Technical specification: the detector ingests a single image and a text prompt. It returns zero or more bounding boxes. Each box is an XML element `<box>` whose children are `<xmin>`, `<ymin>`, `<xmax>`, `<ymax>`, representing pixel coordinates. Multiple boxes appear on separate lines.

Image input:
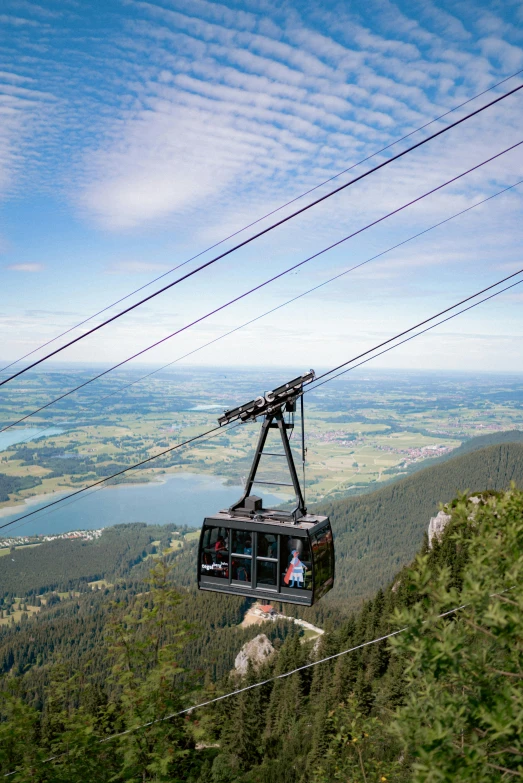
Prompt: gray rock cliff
<box><xmin>428</xmin><ymin>509</ymin><xmax>452</xmax><ymax>548</ymax></box>
<box><xmin>234</xmin><ymin>633</ymin><xmax>275</xmax><ymax>675</ymax></box>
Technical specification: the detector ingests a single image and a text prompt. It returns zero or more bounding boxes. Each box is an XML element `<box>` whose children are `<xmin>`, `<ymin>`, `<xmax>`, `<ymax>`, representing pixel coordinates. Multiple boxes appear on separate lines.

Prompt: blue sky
<box><xmin>0</xmin><ymin>0</ymin><xmax>522</xmax><ymax>373</ymax></box>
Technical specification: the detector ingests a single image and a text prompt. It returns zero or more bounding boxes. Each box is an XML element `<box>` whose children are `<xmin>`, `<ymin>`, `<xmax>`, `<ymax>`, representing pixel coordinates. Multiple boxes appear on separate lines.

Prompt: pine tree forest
<box><xmin>1</xmin><ymin>485</ymin><xmax>522</xmax><ymax>781</ymax></box>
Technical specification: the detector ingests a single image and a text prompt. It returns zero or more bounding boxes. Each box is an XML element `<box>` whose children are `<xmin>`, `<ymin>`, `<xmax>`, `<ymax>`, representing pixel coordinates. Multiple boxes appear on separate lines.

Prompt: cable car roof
<box><xmin>205</xmin><ymin>509</ymin><xmax>330</xmax><ymax>533</ymax></box>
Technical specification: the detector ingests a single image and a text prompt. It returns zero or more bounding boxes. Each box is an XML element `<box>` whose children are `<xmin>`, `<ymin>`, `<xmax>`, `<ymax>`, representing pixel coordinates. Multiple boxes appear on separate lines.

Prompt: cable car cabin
<box><xmin>197</xmin><ymin>371</ymin><xmax>335</xmax><ymax>607</ymax></box>
<box><xmin>198</xmin><ymin>506</ymin><xmax>334</xmax><ymax>606</ymax></box>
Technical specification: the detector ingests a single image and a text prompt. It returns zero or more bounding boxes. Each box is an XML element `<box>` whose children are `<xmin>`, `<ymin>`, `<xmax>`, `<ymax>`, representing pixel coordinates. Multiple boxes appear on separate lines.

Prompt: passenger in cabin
<box><xmin>215</xmin><ymin>535</ymin><xmax>227</xmax><ymax>562</ymax></box>
<box><xmin>243</xmin><ymin>537</ymin><xmax>252</xmax><ymax>555</ymax></box>
<box><xmin>231</xmin><ymin>558</ymin><xmax>250</xmax><ymax>581</ymax></box>
<box><xmin>237</xmin><ymin>563</ymin><xmax>249</xmax><ymax>581</ymax></box>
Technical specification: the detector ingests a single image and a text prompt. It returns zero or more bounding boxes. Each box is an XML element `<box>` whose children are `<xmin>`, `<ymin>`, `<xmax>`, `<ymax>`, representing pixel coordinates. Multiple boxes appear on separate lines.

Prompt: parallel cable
<box><xmin>1</xmin><ymin>270</ymin><xmax>521</xmax><ymax>532</ymax></box>
<box><xmin>2</xmin><ymin>68</ymin><xmax>521</xmax><ymax>378</ymax></box>
<box><xmin>2</xmin><ymin>139</ymin><xmax>521</xmax><ymax>434</ymax></box>
<box><xmin>1</xmin><ymin>82</ymin><xmax>522</xmax><ymax>387</ymax></box>
<box><xmin>56</xmin><ymin>178</ymin><xmax>523</xmax><ymax>407</ymax></box>
<box><xmin>0</xmin><ymin>425</ymin><xmax>222</xmax><ymax>530</ymax></box>
<box><xmin>1</xmin><ymin>422</ymin><xmax>244</xmax><ymax>538</ymax></box>
<box><xmin>5</xmin><ymin>175</ymin><xmax>522</xmax><ymax>451</ymax></box>
<box><xmin>304</xmin><ymin>277</ymin><xmax>523</xmax><ymax>394</ymax></box>
<box><xmin>3</xmin><ymin>588</ymin><xmax>513</xmax><ymax>777</ymax></box>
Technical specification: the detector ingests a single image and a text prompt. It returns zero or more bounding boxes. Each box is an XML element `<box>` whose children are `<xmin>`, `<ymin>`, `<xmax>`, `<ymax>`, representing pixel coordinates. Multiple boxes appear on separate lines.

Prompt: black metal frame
<box><xmin>218</xmin><ymin>370</ymin><xmax>315</xmax><ymax>426</ymax></box>
<box><xmin>229</xmin><ymin>407</ymin><xmax>306</xmax><ymax>521</ymax></box>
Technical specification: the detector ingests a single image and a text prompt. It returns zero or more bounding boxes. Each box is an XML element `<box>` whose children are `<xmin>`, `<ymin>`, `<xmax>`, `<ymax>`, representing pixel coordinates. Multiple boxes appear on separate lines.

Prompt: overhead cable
<box><xmin>3</xmin><ymin>589</ymin><xmax>512</xmax><ymax>777</ymax></box>
<box><xmin>8</xmin><ymin>175</ymin><xmax>522</xmax><ymax>452</ymax></box>
<box><xmin>1</xmin><ymin>82</ymin><xmax>522</xmax><ymax>387</ymax></box>
<box><xmin>2</xmin><ymin>68</ymin><xmax>522</xmax><ymax>378</ymax></box>
<box><xmin>1</xmin><ymin>269</ymin><xmax>521</xmax><ymax>531</ymax></box>
<box><xmin>2</xmin><ymin>422</ymin><xmax>244</xmax><ymax>538</ymax></box>
<box><xmin>94</xmin><ymin>589</ymin><xmax>514</xmax><ymax>737</ymax></box>
<box><xmin>0</xmin><ymin>424</ymin><xmax>223</xmax><ymax>531</ymax></box>
<box><xmin>2</xmin><ymin>138</ymin><xmax>521</xmax><ymax>434</ymax></box>
<box><xmin>304</xmin><ymin>277</ymin><xmax>523</xmax><ymax>394</ymax></box>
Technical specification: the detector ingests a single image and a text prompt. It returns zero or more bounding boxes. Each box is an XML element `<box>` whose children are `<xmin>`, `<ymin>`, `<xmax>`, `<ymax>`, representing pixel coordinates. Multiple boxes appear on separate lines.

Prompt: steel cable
<box><xmin>1</xmin><ymin>82</ymin><xmax>522</xmax><ymax>386</ymax></box>
<box><xmin>1</xmin><ymin>269</ymin><xmax>521</xmax><ymax>532</ymax></box>
<box><xmin>2</xmin><ymin>588</ymin><xmax>513</xmax><ymax>778</ymax></box>
<box><xmin>0</xmin><ymin>422</ymin><xmax>244</xmax><ymax>538</ymax></box>
<box><xmin>2</xmin><ymin>68</ymin><xmax>521</xmax><ymax>378</ymax></box>
<box><xmin>304</xmin><ymin>277</ymin><xmax>523</xmax><ymax>394</ymax></box>
<box><xmin>6</xmin><ymin>176</ymin><xmax>521</xmax><ymax>452</ymax></box>
<box><xmin>2</xmin><ymin>138</ymin><xmax>521</xmax><ymax>434</ymax></box>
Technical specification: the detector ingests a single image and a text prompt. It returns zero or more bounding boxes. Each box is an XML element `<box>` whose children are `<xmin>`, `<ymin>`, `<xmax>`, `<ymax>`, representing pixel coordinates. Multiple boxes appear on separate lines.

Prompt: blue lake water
<box><xmin>0</xmin><ymin>427</ymin><xmax>64</xmax><ymax>452</ymax></box>
<box><xmin>0</xmin><ymin>473</ymin><xmax>283</xmax><ymax>538</ymax></box>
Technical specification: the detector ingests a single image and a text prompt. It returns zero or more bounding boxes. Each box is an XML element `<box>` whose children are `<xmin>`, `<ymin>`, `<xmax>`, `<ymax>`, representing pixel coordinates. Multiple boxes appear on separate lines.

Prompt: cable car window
<box><xmin>200</xmin><ymin>525</ymin><xmax>229</xmax><ymax>580</ymax></box>
<box><xmin>232</xmin><ymin>530</ymin><xmax>253</xmax><ymax>555</ymax></box>
<box><xmin>257</xmin><ymin>533</ymin><xmax>278</xmax><ymax>559</ymax></box>
<box><xmin>257</xmin><ymin>559</ymin><xmax>277</xmax><ymax>588</ymax></box>
<box><xmin>231</xmin><ymin>557</ymin><xmax>251</xmax><ymax>583</ymax></box>
<box><xmin>311</xmin><ymin>527</ymin><xmax>334</xmax><ymax>599</ymax></box>
<box><xmin>280</xmin><ymin>536</ymin><xmax>312</xmax><ymax>590</ymax></box>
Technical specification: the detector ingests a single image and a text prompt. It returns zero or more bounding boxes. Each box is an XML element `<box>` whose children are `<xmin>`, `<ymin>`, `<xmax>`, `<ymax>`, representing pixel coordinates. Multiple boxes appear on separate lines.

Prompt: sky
<box><xmin>0</xmin><ymin>0</ymin><xmax>522</xmax><ymax>377</ymax></box>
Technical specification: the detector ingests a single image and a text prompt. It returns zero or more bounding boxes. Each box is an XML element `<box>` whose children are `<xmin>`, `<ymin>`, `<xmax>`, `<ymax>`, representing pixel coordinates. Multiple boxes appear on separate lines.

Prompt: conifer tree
<box><xmin>391</xmin><ymin>489</ymin><xmax>523</xmax><ymax>781</ymax></box>
<box><xmin>354</xmin><ymin>669</ymin><xmax>374</xmax><ymax>716</ymax></box>
<box><xmin>265</xmin><ymin>633</ymin><xmax>305</xmax><ymax>741</ymax></box>
<box><xmin>221</xmin><ymin>661</ymin><xmax>265</xmax><ymax>769</ymax></box>
<box><xmin>311</xmin><ymin>697</ymin><xmax>401</xmax><ymax>783</ymax></box>
<box><xmin>107</xmin><ymin>559</ymin><xmax>196</xmax><ymax>781</ymax></box>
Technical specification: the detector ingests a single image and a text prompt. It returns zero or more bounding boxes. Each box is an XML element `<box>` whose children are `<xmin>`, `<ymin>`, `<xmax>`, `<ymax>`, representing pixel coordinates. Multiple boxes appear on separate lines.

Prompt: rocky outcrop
<box><xmin>234</xmin><ymin>634</ymin><xmax>275</xmax><ymax>675</ymax></box>
<box><xmin>428</xmin><ymin>509</ymin><xmax>452</xmax><ymax>548</ymax></box>
<box><xmin>428</xmin><ymin>496</ymin><xmax>485</xmax><ymax>547</ymax></box>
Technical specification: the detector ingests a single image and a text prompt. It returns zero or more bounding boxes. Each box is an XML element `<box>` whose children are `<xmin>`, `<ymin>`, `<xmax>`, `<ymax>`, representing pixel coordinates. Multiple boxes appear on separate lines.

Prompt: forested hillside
<box><xmin>2</xmin><ymin>438</ymin><xmax>522</xmax><ymax>615</ymax></box>
<box><xmin>199</xmin><ymin>488</ymin><xmax>523</xmax><ymax>782</ymax></box>
<box><xmin>317</xmin><ymin>440</ymin><xmax>523</xmax><ymax>609</ymax></box>
<box><xmin>0</xmin><ymin>523</ymin><xmax>180</xmax><ymax>598</ymax></box>
<box><xmin>2</xmin><ymin>487</ymin><xmax>521</xmax><ymax>781</ymax></box>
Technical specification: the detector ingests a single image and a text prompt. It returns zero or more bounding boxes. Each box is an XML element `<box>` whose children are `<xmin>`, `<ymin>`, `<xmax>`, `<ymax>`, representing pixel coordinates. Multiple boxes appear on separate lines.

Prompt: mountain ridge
<box><xmin>316</xmin><ymin>439</ymin><xmax>523</xmax><ymax>610</ymax></box>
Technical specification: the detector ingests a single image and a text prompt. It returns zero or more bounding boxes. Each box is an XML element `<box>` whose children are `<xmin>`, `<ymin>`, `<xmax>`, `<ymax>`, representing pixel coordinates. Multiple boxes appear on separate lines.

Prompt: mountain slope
<box><xmin>392</xmin><ymin>428</ymin><xmax>523</xmax><ymax>479</ymax></box>
<box><xmin>317</xmin><ymin>441</ymin><xmax>523</xmax><ymax>609</ymax></box>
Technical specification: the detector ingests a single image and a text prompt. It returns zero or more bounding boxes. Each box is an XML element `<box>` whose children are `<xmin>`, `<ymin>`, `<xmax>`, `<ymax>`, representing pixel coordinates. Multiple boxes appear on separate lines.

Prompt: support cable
<box><xmin>1</xmin><ymin>422</ymin><xmax>244</xmax><ymax>538</ymax></box>
<box><xmin>0</xmin><ymin>424</ymin><xmax>222</xmax><ymax>531</ymax></box>
<box><xmin>1</xmin><ymin>270</ymin><xmax>521</xmax><ymax>532</ymax></box>
<box><xmin>1</xmin><ymin>82</ymin><xmax>522</xmax><ymax>387</ymax></box>
<box><xmin>301</xmin><ymin>393</ymin><xmax>306</xmax><ymax>508</ymax></box>
<box><xmin>2</xmin><ymin>68</ymin><xmax>521</xmax><ymax>378</ymax></box>
<box><xmin>304</xmin><ymin>277</ymin><xmax>523</xmax><ymax>395</ymax></box>
<box><xmin>3</xmin><ymin>588</ymin><xmax>513</xmax><ymax>778</ymax></box>
<box><xmin>9</xmin><ymin>176</ymin><xmax>521</xmax><ymax>452</ymax></box>
<box><xmin>2</xmin><ymin>138</ymin><xmax>521</xmax><ymax>434</ymax></box>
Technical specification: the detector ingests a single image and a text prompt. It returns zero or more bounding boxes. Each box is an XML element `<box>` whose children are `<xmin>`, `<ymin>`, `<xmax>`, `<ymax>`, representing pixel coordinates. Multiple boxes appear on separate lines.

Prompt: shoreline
<box><xmin>0</xmin><ymin>469</ymin><xmax>248</xmax><ymax>520</ymax></box>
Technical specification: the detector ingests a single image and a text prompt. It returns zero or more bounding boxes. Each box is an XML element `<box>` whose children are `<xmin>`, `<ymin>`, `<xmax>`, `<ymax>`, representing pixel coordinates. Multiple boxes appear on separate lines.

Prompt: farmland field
<box><xmin>0</xmin><ymin>367</ymin><xmax>522</xmax><ymax>516</ymax></box>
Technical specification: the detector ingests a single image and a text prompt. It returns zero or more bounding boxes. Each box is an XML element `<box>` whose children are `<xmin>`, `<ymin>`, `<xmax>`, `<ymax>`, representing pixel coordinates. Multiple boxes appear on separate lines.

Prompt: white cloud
<box><xmin>106</xmin><ymin>260</ymin><xmax>171</xmax><ymax>274</ymax></box>
<box><xmin>0</xmin><ymin>0</ymin><xmax>522</xmax><ymax>376</ymax></box>
<box><xmin>480</xmin><ymin>36</ymin><xmax>523</xmax><ymax>70</ymax></box>
<box><xmin>414</xmin><ymin>0</ymin><xmax>471</xmax><ymax>42</ymax></box>
<box><xmin>65</xmin><ymin>0</ymin><xmax>522</xmax><ymax>236</ymax></box>
<box><xmin>0</xmin><ymin>13</ymin><xmax>43</xmax><ymax>26</ymax></box>
<box><xmin>0</xmin><ymin>66</ymin><xmax>58</xmax><ymax>199</ymax></box>
<box><xmin>6</xmin><ymin>262</ymin><xmax>44</xmax><ymax>271</ymax></box>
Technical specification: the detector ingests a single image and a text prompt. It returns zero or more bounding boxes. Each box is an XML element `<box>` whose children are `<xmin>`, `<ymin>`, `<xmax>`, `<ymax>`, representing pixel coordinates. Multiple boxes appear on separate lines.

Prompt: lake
<box><xmin>0</xmin><ymin>473</ymin><xmax>283</xmax><ymax>538</ymax></box>
<box><xmin>0</xmin><ymin>427</ymin><xmax>64</xmax><ymax>452</ymax></box>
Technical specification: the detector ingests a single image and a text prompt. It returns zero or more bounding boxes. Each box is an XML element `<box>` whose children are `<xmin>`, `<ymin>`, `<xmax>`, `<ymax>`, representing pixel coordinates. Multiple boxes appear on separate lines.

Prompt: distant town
<box><xmin>0</xmin><ymin>528</ymin><xmax>104</xmax><ymax>550</ymax></box>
